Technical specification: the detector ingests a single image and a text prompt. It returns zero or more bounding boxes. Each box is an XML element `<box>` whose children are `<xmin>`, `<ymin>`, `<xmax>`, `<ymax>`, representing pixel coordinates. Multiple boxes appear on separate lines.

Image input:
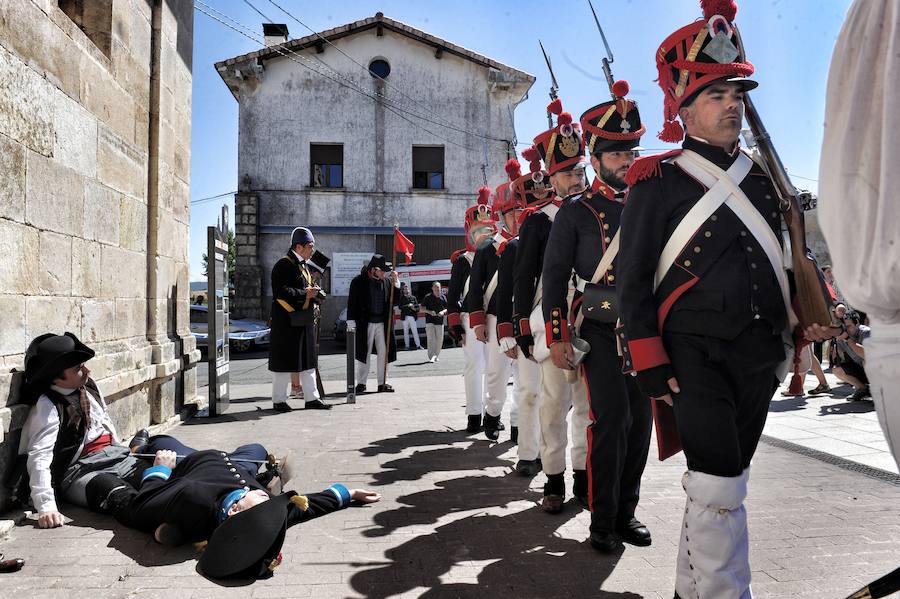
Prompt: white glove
<box><xmin>499</xmin><ymin>337</ymin><xmax>517</xmax><ymax>352</ymax></box>
<box><xmin>346</xmin><ymin>320</ymin><xmax>357</xmax><ymax>331</ymax></box>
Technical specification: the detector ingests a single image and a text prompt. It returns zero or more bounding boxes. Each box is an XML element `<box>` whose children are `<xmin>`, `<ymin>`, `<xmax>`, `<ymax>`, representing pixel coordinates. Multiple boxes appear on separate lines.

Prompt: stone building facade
<box><xmin>0</xmin><ymin>0</ymin><xmax>197</xmax><ymax>512</ymax></box>
<box><xmin>216</xmin><ymin>13</ymin><xmax>534</xmax><ymax>328</ymax></box>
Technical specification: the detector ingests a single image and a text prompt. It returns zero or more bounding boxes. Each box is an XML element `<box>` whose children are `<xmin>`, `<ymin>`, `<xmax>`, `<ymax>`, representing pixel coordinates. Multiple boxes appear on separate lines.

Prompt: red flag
<box><xmin>394</xmin><ymin>228</ymin><xmax>415</xmax><ymax>264</ymax></box>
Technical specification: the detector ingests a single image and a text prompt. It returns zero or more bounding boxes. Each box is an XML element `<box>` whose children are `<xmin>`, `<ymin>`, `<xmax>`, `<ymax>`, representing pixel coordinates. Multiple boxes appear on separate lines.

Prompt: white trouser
<box><xmin>425</xmin><ymin>323</ymin><xmax>444</xmax><ymax>359</ymax></box>
<box><xmin>484</xmin><ymin>315</ymin><xmax>513</xmax><ymax>419</ymax></box>
<box><xmin>515</xmin><ymin>351</ymin><xmax>542</xmax><ymax>462</ymax></box>
<box><xmin>355</xmin><ymin>322</ymin><xmax>387</xmax><ymax>386</ymax></box>
<box><xmin>866</xmin><ymin>319</ymin><xmax>900</xmax><ymax>469</ymax></box>
<box><xmin>461</xmin><ymin>313</ymin><xmax>487</xmax><ymax>416</ymax></box>
<box><xmin>539</xmin><ymin>360</ymin><xmax>590</xmax><ymax>475</ymax></box>
<box><xmin>676</xmin><ymin>469</ymin><xmax>753</xmax><ymax>599</ymax></box>
<box><xmin>272</xmin><ymin>369</ymin><xmax>320</xmax><ymax>405</ymax></box>
<box><xmin>402</xmin><ymin>315</ymin><xmax>421</xmax><ymax>348</ymax></box>
<box><xmin>509</xmin><ymin>359</ymin><xmax>520</xmax><ymax>427</ymax></box>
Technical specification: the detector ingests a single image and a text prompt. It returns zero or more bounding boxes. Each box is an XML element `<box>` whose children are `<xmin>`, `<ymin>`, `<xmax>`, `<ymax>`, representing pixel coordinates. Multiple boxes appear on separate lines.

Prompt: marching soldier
<box><xmin>618</xmin><ymin>1</ymin><xmax>791</xmax><ymax>595</ymax></box>
<box><xmin>465</xmin><ymin>184</ymin><xmax>519</xmax><ymax>442</ymax></box>
<box><xmin>541</xmin><ymin>80</ymin><xmax>652</xmax><ymax>552</ymax></box>
<box><xmin>514</xmin><ymin>101</ymin><xmax>591</xmax><ymax>514</ymax></box>
<box><xmin>447</xmin><ymin>190</ymin><xmax>496</xmax><ymax>432</ymax></box>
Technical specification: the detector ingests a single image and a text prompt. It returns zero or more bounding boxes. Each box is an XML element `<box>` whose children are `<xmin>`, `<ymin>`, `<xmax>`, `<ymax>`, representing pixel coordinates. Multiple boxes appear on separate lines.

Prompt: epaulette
<box><xmin>624</xmin><ymin>149</ymin><xmax>682</xmax><ymax>187</ymax></box>
<box><xmin>450</xmin><ymin>248</ymin><xmax>466</xmax><ymax>263</ymax></box>
<box><xmin>517</xmin><ymin>206</ymin><xmax>539</xmax><ymax>225</ymax></box>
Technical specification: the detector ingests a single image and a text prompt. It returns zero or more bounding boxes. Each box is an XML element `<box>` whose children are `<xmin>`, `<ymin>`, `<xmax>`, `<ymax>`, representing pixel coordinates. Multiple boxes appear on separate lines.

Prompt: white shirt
<box><xmin>17</xmin><ymin>384</ymin><xmax>119</xmax><ymax>514</ymax></box>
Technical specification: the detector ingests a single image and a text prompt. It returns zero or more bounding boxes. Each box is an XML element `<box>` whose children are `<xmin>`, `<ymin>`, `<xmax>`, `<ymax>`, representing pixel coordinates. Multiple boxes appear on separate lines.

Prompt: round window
<box><xmin>368</xmin><ymin>59</ymin><xmax>391</xmax><ymax>79</ymax></box>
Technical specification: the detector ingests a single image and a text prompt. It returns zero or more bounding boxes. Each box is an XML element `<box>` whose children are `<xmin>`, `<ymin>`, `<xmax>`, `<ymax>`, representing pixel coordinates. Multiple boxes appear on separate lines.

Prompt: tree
<box><xmin>201</xmin><ymin>228</ymin><xmax>236</xmax><ymax>282</ymax></box>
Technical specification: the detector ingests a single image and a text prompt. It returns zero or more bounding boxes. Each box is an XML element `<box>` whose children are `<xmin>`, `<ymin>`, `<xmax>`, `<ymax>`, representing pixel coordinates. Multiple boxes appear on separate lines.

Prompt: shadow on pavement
<box><xmin>53</xmin><ymin>506</ymin><xmax>199</xmax><ymax>568</ymax></box>
<box><xmin>369</xmin><ymin>441</ymin><xmax>514</xmax><ymax>487</ymax></box>
<box><xmin>819</xmin><ymin>400</ymin><xmax>876</xmax><ymax>415</ymax></box>
<box><xmin>768</xmin><ymin>395</ymin><xmax>808</xmax><ymax>412</ymax></box>
<box><xmin>349</xmin><ymin>505</ymin><xmax>641</xmax><ymax>599</ymax></box>
<box><xmin>359</xmin><ymin>429</ymin><xmax>473</xmax><ymax>457</ymax></box>
<box><xmin>365</xmin><ymin>473</ymin><xmax>541</xmax><ymax>537</ymax></box>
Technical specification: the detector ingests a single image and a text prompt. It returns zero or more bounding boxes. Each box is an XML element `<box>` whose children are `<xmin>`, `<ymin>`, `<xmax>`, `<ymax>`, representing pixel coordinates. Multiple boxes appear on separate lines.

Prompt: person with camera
<box><xmin>268</xmin><ymin>227</ymin><xmax>331</xmax><ymax>412</ymax></box>
<box><xmin>398</xmin><ymin>283</ymin><xmax>423</xmax><ymax>351</ymax></box>
<box><xmin>833</xmin><ymin>311</ymin><xmax>871</xmax><ymax>401</ymax></box>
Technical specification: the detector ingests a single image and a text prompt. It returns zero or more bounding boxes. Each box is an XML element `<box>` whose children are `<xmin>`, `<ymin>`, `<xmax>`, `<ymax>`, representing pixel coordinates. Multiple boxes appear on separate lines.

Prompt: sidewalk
<box><xmin>1</xmin><ymin>370</ymin><xmax>898</xmax><ymax>598</ymax></box>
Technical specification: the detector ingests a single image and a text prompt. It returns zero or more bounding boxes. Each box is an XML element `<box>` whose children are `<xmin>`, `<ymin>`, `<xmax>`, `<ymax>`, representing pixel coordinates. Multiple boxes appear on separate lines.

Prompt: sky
<box><xmin>189</xmin><ymin>0</ymin><xmax>853</xmax><ymax>281</ymax></box>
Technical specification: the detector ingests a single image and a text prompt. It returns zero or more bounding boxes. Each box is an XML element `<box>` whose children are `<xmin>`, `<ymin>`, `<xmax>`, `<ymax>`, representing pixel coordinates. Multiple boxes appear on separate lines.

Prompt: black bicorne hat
<box><xmin>366</xmin><ymin>254</ymin><xmax>391</xmax><ymax>271</ymax></box>
<box><xmin>307</xmin><ymin>250</ymin><xmax>331</xmax><ymax>274</ymax></box>
<box><xmin>198</xmin><ymin>492</ymin><xmax>295</xmax><ymax>580</ymax></box>
<box><xmin>24</xmin><ymin>332</ymin><xmax>95</xmax><ymax>392</ymax></box>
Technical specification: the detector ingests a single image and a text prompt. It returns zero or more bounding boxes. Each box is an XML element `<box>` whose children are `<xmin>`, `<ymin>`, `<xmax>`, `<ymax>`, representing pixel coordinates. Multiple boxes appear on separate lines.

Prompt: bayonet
<box><xmin>539</xmin><ymin>40</ymin><xmax>559</xmax><ymax>127</ymax></box>
<box><xmin>587</xmin><ymin>0</ymin><xmax>617</xmax><ymax>98</ymax></box>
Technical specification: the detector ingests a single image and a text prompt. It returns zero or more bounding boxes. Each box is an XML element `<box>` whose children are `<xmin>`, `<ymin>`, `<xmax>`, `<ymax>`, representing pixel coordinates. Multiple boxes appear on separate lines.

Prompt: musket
<box><xmin>845</xmin><ymin>566</ymin><xmax>900</xmax><ymax>599</ymax></box>
<box><xmin>732</xmin><ymin>26</ymin><xmax>835</xmax><ymax>330</ymax></box>
<box><xmin>538</xmin><ymin>40</ymin><xmax>558</xmax><ymax>128</ymax></box>
<box><xmin>587</xmin><ymin>0</ymin><xmax>617</xmax><ymax>98</ymax></box>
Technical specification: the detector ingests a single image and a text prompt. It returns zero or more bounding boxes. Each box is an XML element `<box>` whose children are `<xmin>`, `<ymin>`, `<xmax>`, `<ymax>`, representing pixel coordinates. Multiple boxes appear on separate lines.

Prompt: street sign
<box><xmin>204</xmin><ymin>205</ymin><xmax>230</xmax><ymax>416</ymax></box>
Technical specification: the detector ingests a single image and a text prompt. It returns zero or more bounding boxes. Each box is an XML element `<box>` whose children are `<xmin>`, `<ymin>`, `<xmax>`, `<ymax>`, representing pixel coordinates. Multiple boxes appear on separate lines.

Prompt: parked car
<box><xmin>190</xmin><ymin>305</ymin><xmax>270</xmax><ymax>352</ymax></box>
<box><xmin>333</xmin><ymin>259</ymin><xmax>453</xmax><ymax>347</ymax></box>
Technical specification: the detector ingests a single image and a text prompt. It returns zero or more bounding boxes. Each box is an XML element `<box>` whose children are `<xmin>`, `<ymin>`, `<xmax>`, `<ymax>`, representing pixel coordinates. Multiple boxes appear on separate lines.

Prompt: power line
<box><xmin>241</xmin><ymin>0</ymin><xmax>273</xmax><ymax>23</ymax></box>
<box><xmin>263</xmin><ymin>0</ymin><xmax>492</xmax><ymax>141</ymax></box>
<box><xmin>191</xmin><ymin>190</ymin><xmax>237</xmax><ymax>205</ymax></box>
<box><xmin>195</xmin><ymin>1</ymin><xmax>478</xmax><ymax>151</ymax></box>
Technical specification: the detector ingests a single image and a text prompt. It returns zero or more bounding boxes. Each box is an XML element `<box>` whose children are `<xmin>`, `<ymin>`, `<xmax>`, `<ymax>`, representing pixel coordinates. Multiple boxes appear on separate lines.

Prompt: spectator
<box><xmin>833</xmin><ymin>312</ymin><xmax>871</xmax><ymax>401</ymax></box>
<box><xmin>398</xmin><ymin>283</ymin><xmax>423</xmax><ymax>351</ymax></box>
<box><xmin>347</xmin><ymin>255</ymin><xmax>401</xmax><ymax>393</ymax></box>
<box><xmin>421</xmin><ymin>281</ymin><xmax>448</xmax><ymax>363</ymax></box>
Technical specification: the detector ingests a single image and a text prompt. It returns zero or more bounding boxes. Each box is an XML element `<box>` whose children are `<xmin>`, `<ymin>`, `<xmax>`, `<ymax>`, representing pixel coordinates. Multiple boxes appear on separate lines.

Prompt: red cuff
<box><xmin>627</xmin><ymin>336</ymin><xmax>670</xmax><ymax>371</ymax></box>
<box><xmin>546</xmin><ymin>306</ymin><xmax>569</xmax><ymax>347</ymax></box>
<box><xmin>497</xmin><ymin>322</ymin><xmax>514</xmax><ymax>339</ymax></box>
<box><xmin>518</xmin><ymin>318</ymin><xmax>531</xmax><ymax>336</ymax></box>
<box><xmin>468</xmin><ymin>310</ymin><xmax>486</xmax><ymax>327</ymax></box>
<box><xmin>448</xmin><ymin>312</ymin><xmax>461</xmax><ymax>327</ymax></box>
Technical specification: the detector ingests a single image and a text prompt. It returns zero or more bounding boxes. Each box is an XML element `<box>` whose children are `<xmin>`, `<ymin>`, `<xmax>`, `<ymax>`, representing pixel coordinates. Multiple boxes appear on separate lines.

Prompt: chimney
<box><xmin>263</xmin><ymin>23</ymin><xmax>289</xmax><ymax>47</ymax></box>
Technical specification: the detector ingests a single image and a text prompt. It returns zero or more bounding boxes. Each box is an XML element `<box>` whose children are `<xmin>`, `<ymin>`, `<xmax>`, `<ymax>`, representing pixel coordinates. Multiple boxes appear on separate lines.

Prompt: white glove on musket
<box><xmin>346</xmin><ymin>320</ymin><xmax>356</xmax><ymax>331</ymax></box>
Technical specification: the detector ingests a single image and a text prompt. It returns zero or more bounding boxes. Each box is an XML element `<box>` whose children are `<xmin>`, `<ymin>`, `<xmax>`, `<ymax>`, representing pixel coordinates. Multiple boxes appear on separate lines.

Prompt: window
<box><xmin>57</xmin><ymin>0</ymin><xmax>113</xmax><ymax>58</ymax></box>
<box><xmin>368</xmin><ymin>59</ymin><xmax>391</xmax><ymax>79</ymax></box>
<box><xmin>412</xmin><ymin>146</ymin><xmax>444</xmax><ymax>189</ymax></box>
<box><xmin>310</xmin><ymin>143</ymin><xmax>343</xmax><ymax>188</ymax></box>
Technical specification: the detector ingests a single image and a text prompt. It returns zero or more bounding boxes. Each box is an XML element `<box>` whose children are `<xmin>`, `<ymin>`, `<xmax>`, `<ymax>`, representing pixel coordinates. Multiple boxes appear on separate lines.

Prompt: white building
<box><xmin>216</xmin><ymin>13</ymin><xmax>534</xmax><ymax>328</ymax></box>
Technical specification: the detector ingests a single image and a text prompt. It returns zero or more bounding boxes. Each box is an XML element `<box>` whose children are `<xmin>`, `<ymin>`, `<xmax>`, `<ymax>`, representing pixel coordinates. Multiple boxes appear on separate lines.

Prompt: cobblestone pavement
<box><xmin>1</xmin><ymin>373</ymin><xmax>898</xmax><ymax>599</ymax></box>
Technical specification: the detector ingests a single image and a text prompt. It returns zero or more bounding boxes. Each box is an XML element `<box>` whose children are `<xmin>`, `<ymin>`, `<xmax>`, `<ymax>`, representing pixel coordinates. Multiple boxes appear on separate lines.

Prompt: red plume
<box><xmin>547</xmin><ymin>98</ymin><xmax>563</xmax><ymax>115</ymax></box>
<box><xmin>521</xmin><ymin>146</ymin><xmax>539</xmax><ymax>162</ymax></box>
<box><xmin>477</xmin><ymin>185</ymin><xmax>492</xmax><ymax>205</ymax></box>
<box><xmin>612</xmin><ymin>80</ymin><xmax>630</xmax><ymax>98</ymax></box>
<box><xmin>557</xmin><ymin>112</ymin><xmax>573</xmax><ymax>126</ymax></box>
<box><xmin>701</xmin><ymin>0</ymin><xmax>737</xmax><ymax>21</ymax></box>
<box><xmin>504</xmin><ymin>158</ymin><xmax>522</xmax><ymax>181</ymax></box>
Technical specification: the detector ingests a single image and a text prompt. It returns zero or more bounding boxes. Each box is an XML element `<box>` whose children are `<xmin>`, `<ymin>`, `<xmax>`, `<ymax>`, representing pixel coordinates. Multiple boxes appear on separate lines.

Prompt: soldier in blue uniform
<box><xmin>541</xmin><ymin>80</ymin><xmax>652</xmax><ymax>552</ymax></box>
<box><xmin>516</xmin><ymin>100</ymin><xmax>591</xmax><ymax>514</ymax></box>
<box><xmin>446</xmin><ymin>191</ymin><xmax>496</xmax><ymax>432</ymax></box>
<box><xmin>617</xmin><ymin>1</ymin><xmax>792</xmax><ymax>595</ymax></box>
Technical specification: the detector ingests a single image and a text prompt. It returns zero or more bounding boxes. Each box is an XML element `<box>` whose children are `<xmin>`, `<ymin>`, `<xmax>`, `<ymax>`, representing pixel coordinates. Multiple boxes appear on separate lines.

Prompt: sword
<box><xmin>539</xmin><ymin>40</ymin><xmax>559</xmax><ymax>127</ymax></box>
<box><xmin>844</xmin><ymin>566</ymin><xmax>900</xmax><ymax>599</ymax></box>
<box><xmin>132</xmin><ymin>453</ymin><xmax>275</xmax><ymax>465</ymax></box>
<box><xmin>587</xmin><ymin>0</ymin><xmax>616</xmax><ymax>98</ymax></box>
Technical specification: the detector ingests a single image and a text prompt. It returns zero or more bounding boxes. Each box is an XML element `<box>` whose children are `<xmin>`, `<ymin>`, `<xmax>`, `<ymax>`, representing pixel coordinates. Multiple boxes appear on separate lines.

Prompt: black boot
<box><xmin>615</xmin><ymin>517</ymin><xmax>652</xmax><ymax>547</ymax></box>
<box><xmin>572</xmin><ymin>469</ymin><xmax>588</xmax><ymax>509</ymax></box>
<box><xmin>85</xmin><ymin>473</ymin><xmax>137</xmax><ymax>523</ymax></box>
<box><xmin>483</xmin><ymin>413</ymin><xmax>502</xmax><ymax>441</ymax></box>
<box><xmin>510</xmin><ymin>426</ymin><xmax>519</xmax><ymax>444</ymax></box>
<box><xmin>466</xmin><ymin>414</ymin><xmax>482</xmax><ymax>432</ymax></box>
<box><xmin>542</xmin><ymin>473</ymin><xmax>565</xmax><ymax>514</ymax></box>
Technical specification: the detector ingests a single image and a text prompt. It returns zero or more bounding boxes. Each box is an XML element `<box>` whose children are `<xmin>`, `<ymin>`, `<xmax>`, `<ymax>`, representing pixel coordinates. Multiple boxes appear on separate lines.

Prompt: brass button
<box><xmin>684</xmin><ymin>260</ymin><xmax>692</xmax><ymax>267</ymax></box>
<box><xmin>605</xmin><ymin>237</ymin><xmax>611</xmax><ymax>243</ymax></box>
<box><xmin>240</xmin><ymin>479</ymin><xmax>246</xmax><ymax>485</ymax></box>
<box><xmin>553</xmin><ymin>327</ymin><xmax>560</xmax><ymax>334</ymax></box>
<box><xmin>603</xmin><ymin>223</ymin><xmax>610</xmax><ymax>230</ymax></box>
<box><xmin>751</xmin><ymin>262</ymin><xmax>757</xmax><ymax>269</ymax></box>
<box><xmin>747</xmin><ymin>246</ymin><xmax>753</xmax><ymax>252</ymax></box>
<box><xmin>711</xmin><ymin>215</ymin><xmax>718</xmax><ymax>221</ymax></box>
<box><xmin>704</xmin><ymin>231</ymin><xmax>711</xmax><ymax>238</ymax></box>
<box><xmin>765</xmin><ymin>194</ymin><xmax>772</xmax><ymax>200</ymax></box>
<box><xmin>771</xmin><ymin>211</ymin><xmax>778</xmax><ymax>218</ymax></box>
<box><xmin>608</xmin><ymin>275</ymin><xmax>615</xmax><ymax>282</ymax></box>
<box><xmin>234</xmin><ymin>474</ymin><xmax>240</xmax><ymax>479</ymax></box>
<box><xmin>599</xmin><ymin>212</ymin><xmax>605</xmax><ymax>218</ymax></box>
<box><xmin>229</xmin><ymin>468</ymin><xmax>236</xmax><ymax>473</ymax></box>
<box><xmin>753</xmin><ymin>284</ymin><xmax>759</xmax><ymax>290</ymax></box>
<box><xmin>693</xmin><ymin>246</ymin><xmax>701</xmax><ymax>253</ymax></box>
<box><xmin>740</xmin><ymin>231</ymin><xmax>747</xmax><ymax>237</ymax></box>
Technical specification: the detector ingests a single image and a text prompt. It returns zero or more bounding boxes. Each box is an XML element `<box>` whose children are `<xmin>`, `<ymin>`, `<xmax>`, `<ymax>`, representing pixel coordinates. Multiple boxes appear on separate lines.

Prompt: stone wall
<box><xmin>0</xmin><ymin>0</ymin><xmax>199</xmax><ymax>513</ymax></box>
